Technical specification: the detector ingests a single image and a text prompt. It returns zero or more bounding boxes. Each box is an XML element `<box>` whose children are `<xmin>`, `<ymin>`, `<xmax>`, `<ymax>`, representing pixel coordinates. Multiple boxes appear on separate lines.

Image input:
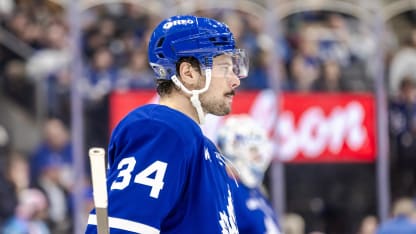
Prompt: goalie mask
<box><xmin>217</xmin><ymin>115</ymin><xmax>273</xmax><ymax>188</ymax></box>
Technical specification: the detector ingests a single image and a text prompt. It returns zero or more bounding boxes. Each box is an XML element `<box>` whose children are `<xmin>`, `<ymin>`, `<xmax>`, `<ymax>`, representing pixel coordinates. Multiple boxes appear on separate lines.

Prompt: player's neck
<box><xmin>159</xmin><ymin>92</ymin><xmax>201</xmax><ymax>124</ymax></box>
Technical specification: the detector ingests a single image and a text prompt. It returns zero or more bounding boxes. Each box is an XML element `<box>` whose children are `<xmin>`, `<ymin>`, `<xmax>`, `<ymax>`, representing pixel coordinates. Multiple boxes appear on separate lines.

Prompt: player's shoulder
<box><xmin>113</xmin><ymin>104</ymin><xmax>203</xmax><ymax>140</ymax></box>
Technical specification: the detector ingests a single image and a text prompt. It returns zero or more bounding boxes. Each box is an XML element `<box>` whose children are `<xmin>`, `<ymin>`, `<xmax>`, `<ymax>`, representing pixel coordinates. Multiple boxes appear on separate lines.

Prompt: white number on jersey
<box><xmin>134</xmin><ymin>161</ymin><xmax>167</xmax><ymax>198</ymax></box>
<box><xmin>111</xmin><ymin>157</ymin><xmax>136</xmax><ymax>190</ymax></box>
<box><xmin>111</xmin><ymin>157</ymin><xmax>168</xmax><ymax>199</ymax></box>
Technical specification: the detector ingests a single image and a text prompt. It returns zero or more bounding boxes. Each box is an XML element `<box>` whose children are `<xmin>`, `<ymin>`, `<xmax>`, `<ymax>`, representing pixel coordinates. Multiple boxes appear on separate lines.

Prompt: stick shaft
<box><xmin>89</xmin><ymin>147</ymin><xmax>109</xmax><ymax>234</ymax></box>
<box><xmin>95</xmin><ymin>208</ymin><xmax>109</xmax><ymax>234</ymax></box>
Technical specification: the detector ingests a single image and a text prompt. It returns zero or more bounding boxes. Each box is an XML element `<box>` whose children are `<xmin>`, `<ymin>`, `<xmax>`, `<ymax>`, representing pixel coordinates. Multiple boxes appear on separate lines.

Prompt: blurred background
<box><xmin>0</xmin><ymin>0</ymin><xmax>416</xmax><ymax>233</ymax></box>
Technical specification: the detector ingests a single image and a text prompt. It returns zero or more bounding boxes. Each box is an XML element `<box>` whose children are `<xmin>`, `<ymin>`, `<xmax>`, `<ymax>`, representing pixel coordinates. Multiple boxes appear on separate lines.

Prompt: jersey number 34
<box><xmin>110</xmin><ymin>157</ymin><xmax>168</xmax><ymax>199</ymax></box>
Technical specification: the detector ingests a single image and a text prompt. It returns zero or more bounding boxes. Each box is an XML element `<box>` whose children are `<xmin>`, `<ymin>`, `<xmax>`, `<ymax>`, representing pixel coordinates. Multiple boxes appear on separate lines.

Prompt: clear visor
<box><xmin>214</xmin><ymin>49</ymin><xmax>249</xmax><ymax>79</ymax></box>
<box><xmin>230</xmin><ymin>49</ymin><xmax>249</xmax><ymax>79</ymax></box>
<box><xmin>150</xmin><ymin>49</ymin><xmax>249</xmax><ymax>79</ymax></box>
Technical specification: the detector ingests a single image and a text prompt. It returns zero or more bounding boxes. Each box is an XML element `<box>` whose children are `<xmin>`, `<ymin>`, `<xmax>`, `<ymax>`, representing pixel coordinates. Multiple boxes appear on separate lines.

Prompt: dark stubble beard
<box><xmin>199</xmin><ymin>90</ymin><xmax>235</xmax><ymax>116</ymax></box>
<box><xmin>194</xmin><ymin>73</ymin><xmax>234</xmax><ymax>116</ymax></box>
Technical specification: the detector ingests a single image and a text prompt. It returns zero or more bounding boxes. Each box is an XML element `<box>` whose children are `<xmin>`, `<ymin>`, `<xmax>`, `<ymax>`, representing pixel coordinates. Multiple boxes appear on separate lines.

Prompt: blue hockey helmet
<box><xmin>148</xmin><ymin>15</ymin><xmax>248</xmax><ymax>80</ymax></box>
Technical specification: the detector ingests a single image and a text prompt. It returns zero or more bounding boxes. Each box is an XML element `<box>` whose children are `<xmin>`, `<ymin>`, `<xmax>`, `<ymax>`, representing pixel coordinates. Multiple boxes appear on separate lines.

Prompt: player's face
<box><xmin>200</xmin><ymin>54</ymin><xmax>240</xmax><ymax>116</ymax></box>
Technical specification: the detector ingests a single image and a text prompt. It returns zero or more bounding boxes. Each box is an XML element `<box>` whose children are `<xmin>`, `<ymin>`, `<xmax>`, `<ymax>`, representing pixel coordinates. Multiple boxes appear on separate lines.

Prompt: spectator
<box><xmin>45</xmin><ymin>68</ymin><xmax>72</xmax><ymax>125</ymax></box>
<box><xmin>376</xmin><ymin>197</ymin><xmax>416</xmax><ymax>234</ymax></box>
<box><xmin>319</xmin><ymin>13</ymin><xmax>351</xmax><ymax>66</ymax></box>
<box><xmin>288</xmin><ymin>24</ymin><xmax>321</xmax><ymax>92</ymax></box>
<box><xmin>34</xmin><ymin>156</ymin><xmax>72</xmax><ymax>234</ymax></box>
<box><xmin>25</xmin><ymin>21</ymin><xmax>71</xmax><ymax>119</ymax></box>
<box><xmin>0</xmin><ymin>174</ymin><xmax>16</xmax><ymax>231</ymax></box>
<box><xmin>282</xmin><ymin>213</ymin><xmax>306</xmax><ymax>234</ymax></box>
<box><xmin>82</xmin><ymin>47</ymin><xmax>117</xmax><ymax>100</ymax></box>
<box><xmin>2</xmin><ymin>188</ymin><xmax>50</xmax><ymax>234</ymax></box>
<box><xmin>357</xmin><ymin>215</ymin><xmax>378</xmax><ymax>234</ymax></box>
<box><xmin>114</xmin><ymin>47</ymin><xmax>154</xmax><ymax>90</ymax></box>
<box><xmin>30</xmin><ymin>118</ymin><xmax>73</xmax><ymax>188</ymax></box>
<box><xmin>243</xmin><ymin>47</ymin><xmax>272</xmax><ymax>90</ymax></box>
<box><xmin>389</xmin><ymin>28</ymin><xmax>416</xmax><ymax>96</ymax></box>
<box><xmin>2</xmin><ymin>59</ymin><xmax>35</xmax><ymax>113</ymax></box>
<box><xmin>82</xmin><ymin>47</ymin><xmax>117</xmax><ymax>148</ymax></box>
<box><xmin>389</xmin><ymin>77</ymin><xmax>416</xmax><ymax>197</ymax></box>
<box><xmin>0</xmin><ymin>126</ymin><xmax>17</xmax><ymax>229</ymax></box>
<box><xmin>312</xmin><ymin>60</ymin><xmax>349</xmax><ymax>92</ymax></box>
<box><xmin>289</xmin><ymin>53</ymin><xmax>320</xmax><ymax>92</ymax></box>
<box><xmin>7</xmin><ymin>151</ymin><xmax>30</xmax><ymax>194</ymax></box>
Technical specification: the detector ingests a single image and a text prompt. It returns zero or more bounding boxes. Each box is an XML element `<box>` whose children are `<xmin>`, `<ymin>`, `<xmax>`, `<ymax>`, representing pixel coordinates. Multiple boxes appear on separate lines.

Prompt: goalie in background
<box><xmin>217</xmin><ymin>115</ymin><xmax>281</xmax><ymax>234</ymax></box>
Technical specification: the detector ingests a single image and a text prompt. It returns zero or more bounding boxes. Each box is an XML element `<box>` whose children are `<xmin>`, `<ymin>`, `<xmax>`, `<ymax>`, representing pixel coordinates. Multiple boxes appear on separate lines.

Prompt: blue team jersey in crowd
<box><xmin>85</xmin><ymin>104</ymin><xmax>238</xmax><ymax>234</ymax></box>
<box><xmin>229</xmin><ymin>180</ymin><xmax>281</xmax><ymax>234</ymax></box>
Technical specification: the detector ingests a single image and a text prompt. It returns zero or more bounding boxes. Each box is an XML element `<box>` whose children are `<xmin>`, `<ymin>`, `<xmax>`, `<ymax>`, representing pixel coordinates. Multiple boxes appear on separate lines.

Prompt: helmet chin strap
<box><xmin>171</xmin><ymin>69</ymin><xmax>212</xmax><ymax>124</ymax></box>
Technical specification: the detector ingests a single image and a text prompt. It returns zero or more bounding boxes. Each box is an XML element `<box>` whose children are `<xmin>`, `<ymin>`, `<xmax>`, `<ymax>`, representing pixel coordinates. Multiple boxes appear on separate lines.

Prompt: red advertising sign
<box><xmin>110</xmin><ymin>90</ymin><xmax>377</xmax><ymax>163</ymax></box>
<box><xmin>276</xmin><ymin>93</ymin><xmax>376</xmax><ymax>163</ymax></box>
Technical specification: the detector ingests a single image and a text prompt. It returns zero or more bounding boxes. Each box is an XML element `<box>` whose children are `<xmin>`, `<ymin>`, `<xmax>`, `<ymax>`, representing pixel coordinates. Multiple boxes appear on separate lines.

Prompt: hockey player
<box><xmin>217</xmin><ymin>115</ymin><xmax>281</xmax><ymax>234</ymax></box>
<box><xmin>85</xmin><ymin>15</ymin><xmax>248</xmax><ymax>233</ymax></box>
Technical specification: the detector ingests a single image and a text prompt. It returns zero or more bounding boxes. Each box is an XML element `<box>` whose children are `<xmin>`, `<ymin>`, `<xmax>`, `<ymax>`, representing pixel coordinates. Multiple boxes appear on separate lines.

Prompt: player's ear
<box><xmin>178</xmin><ymin>61</ymin><xmax>200</xmax><ymax>86</ymax></box>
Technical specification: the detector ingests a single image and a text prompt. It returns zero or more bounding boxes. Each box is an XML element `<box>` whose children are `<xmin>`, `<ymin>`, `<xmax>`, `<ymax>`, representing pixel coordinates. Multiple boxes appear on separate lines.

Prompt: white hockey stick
<box><xmin>89</xmin><ymin>147</ymin><xmax>109</xmax><ymax>234</ymax></box>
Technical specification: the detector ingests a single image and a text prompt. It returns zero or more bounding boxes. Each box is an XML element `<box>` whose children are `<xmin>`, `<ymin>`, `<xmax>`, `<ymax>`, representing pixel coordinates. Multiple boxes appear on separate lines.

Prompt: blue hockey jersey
<box><xmin>85</xmin><ymin>104</ymin><xmax>238</xmax><ymax>234</ymax></box>
<box><xmin>230</xmin><ymin>180</ymin><xmax>280</xmax><ymax>234</ymax></box>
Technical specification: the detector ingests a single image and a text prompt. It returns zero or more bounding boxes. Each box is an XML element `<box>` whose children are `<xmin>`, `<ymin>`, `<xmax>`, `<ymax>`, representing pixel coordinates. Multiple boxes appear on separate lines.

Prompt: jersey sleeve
<box><xmin>86</xmin><ymin>118</ymin><xmax>196</xmax><ymax>234</ymax></box>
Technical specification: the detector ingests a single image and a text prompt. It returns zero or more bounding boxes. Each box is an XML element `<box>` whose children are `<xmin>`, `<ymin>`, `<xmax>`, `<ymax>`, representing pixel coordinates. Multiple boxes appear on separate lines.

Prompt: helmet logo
<box><xmin>163</xmin><ymin>19</ymin><xmax>194</xmax><ymax>29</ymax></box>
<box><xmin>159</xmin><ymin>67</ymin><xmax>166</xmax><ymax>77</ymax></box>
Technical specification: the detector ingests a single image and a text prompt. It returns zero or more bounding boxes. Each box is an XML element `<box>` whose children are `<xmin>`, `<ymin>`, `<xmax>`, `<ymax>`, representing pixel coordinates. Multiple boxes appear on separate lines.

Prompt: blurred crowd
<box><xmin>0</xmin><ymin>0</ymin><xmax>416</xmax><ymax>233</ymax></box>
